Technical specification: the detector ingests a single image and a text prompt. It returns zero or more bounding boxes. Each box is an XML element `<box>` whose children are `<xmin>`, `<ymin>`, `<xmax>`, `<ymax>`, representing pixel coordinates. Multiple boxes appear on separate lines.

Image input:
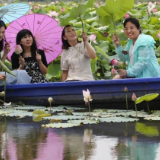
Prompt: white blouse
<box><xmin>61</xmin><ymin>42</ymin><xmax>94</xmax><ymax>81</ymax></box>
<box><xmin>129</xmin><ymin>44</ymin><xmax>134</xmax><ymax>66</ymax></box>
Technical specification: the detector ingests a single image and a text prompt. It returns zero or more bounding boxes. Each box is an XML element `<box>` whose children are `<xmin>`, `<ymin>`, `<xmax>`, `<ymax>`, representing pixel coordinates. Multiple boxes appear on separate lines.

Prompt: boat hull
<box><xmin>0</xmin><ymin>78</ymin><xmax>160</xmax><ymax>109</ymax></box>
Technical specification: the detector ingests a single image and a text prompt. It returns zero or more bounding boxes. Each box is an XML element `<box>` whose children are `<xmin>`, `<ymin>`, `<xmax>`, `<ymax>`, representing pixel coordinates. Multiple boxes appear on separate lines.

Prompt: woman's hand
<box><xmin>19</xmin><ymin>56</ymin><xmax>25</xmax><ymax>69</ymax></box>
<box><xmin>112</xmin><ymin>34</ymin><xmax>121</xmax><ymax>47</ymax></box>
<box><xmin>82</xmin><ymin>31</ymin><xmax>89</xmax><ymax>42</ymax></box>
<box><xmin>0</xmin><ymin>74</ymin><xmax>6</xmax><ymax>81</ymax></box>
<box><xmin>36</xmin><ymin>53</ymin><xmax>42</xmax><ymax>63</ymax></box>
<box><xmin>118</xmin><ymin>69</ymin><xmax>127</xmax><ymax>78</ymax></box>
<box><xmin>4</xmin><ymin>43</ymin><xmax>11</xmax><ymax>55</ymax></box>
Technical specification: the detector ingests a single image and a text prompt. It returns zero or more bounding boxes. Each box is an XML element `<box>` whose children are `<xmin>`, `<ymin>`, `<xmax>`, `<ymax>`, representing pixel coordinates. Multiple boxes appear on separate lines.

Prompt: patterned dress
<box><xmin>11</xmin><ymin>49</ymin><xmax>48</xmax><ymax>83</ymax></box>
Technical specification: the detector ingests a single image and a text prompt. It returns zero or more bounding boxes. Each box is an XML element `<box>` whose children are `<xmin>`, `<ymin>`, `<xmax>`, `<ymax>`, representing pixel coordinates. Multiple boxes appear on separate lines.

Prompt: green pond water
<box><xmin>1</xmin><ymin>107</ymin><xmax>160</xmax><ymax>160</ymax></box>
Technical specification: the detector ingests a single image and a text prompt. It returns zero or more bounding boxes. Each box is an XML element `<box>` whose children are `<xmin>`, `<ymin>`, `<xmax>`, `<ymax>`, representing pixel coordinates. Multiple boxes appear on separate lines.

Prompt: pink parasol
<box><xmin>5</xmin><ymin>14</ymin><xmax>63</xmax><ymax>64</ymax></box>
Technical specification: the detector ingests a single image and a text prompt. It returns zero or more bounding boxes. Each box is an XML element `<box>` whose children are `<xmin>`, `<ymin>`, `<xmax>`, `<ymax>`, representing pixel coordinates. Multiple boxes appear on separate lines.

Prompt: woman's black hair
<box><xmin>123</xmin><ymin>17</ymin><xmax>142</xmax><ymax>33</ymax></box>
<box><xmin>61</xmin><ymin>25</ymin><xmax>80</xmax><ymax>49</ymax></box>
<box><xmin>0</xmin><ymin>20</ymin><xmax>7</xmax><ymax>52</ymax></box>
<box><xmin>16</xmin><ymin>29</ymin><xmax>38</xmax><ymax>57</ymax></box>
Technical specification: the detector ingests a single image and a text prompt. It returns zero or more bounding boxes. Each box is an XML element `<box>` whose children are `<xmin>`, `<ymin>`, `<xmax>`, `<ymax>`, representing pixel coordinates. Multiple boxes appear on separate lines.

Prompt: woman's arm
<box><xmin>36</xmin><ymin>50</ymin><xmax>48</xmax><ymax>75</ymax></box>
<box><xmin>85</xmin><ymin>41</ymin><xmax>96</xmax><ymax>59</ymax></box>
<box><xmin>82</xmin><ymin>32</ymin><xmax>96</xmax><ymax>59</ymax></box>
<box><xmin>127</xmin><ymin>45</ymin><xmax>150</xmax><ymax>77</ymax></box>
<box><xmin>11</xmin><ymin>53</ymin><xmax>21</xmax><ymax>70</ymax></box>
<box><xmin>38</xmin><ymin>60</ymin><xmax>47</xmax><ymax>74</ymax></box>
<box><xmin>36</xmin><ymin>53</ymin><xmax>47</xmax><ymax>74</ymax></box>
<box><xmin>61</xmin><ymin>70</ymin><xmax>68</xmax><ymax>82</ymax></box>
<box><xmin>113</xmin><ymin>34</ymin><xmax>129</xmax><ymax>62</ymax></box>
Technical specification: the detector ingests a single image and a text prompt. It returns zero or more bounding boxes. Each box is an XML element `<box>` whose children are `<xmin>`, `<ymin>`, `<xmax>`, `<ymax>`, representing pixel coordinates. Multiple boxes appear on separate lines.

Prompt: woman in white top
<box><xmin>61</xmin><ymin>25</ymin><xmax>96</xmax><ymax>81</ymax></box>
<box><xmin>0</xmin><ymin>20</ymin><xmax>31</xmax><ymax>86</ymax></box>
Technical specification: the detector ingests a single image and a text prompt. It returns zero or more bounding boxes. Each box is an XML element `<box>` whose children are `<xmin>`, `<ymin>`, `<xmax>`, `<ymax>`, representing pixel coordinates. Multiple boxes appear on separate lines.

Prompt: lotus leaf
<box><xmin>59</xmin><ymin>0</ymin><xmax>95</xmax><ymax>26</ymax></box>
<box><xmin>42</xmin><ymin>123</ymin><xmax>80</xmax><ymax>128</ymax></box>
<box><xmin>99</xmin><ymin>117</ymin><xmax>138</xmax><ymax>123</ymax></box>
<box><xmin>67</xmin><ymin>119</ymin><xmax>99</xmax><ymax>124</ymax></box>
<box><xmin>97</xmin><ymin>0</ymin><xmax>134</xmax><ymax>26</ymax></box>
<box><xmin>135</xmin><ymin>97</ymin><xmax>144</xmax><ymax>104</ymax></box>
<box><xmin>142</xmin><ymin>93</ymin><xmax>159</xmax><ymax>101</ymax></box>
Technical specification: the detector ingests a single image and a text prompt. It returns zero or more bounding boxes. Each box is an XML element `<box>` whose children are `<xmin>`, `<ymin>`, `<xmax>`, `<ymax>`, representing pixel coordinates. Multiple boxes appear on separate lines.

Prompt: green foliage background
<box><xmin>3</xmin><ymin>0</ymin><xmax>160</xmax><ymax>81</ymax></box>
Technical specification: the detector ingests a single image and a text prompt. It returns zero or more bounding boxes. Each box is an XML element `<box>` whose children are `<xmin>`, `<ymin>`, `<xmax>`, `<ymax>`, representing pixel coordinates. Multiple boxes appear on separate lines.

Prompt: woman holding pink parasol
<box><xmin>61</xmin><ymin>25</ymin><xmax>96</xmax><ymax>81</ymax></box>
<box><xmin>11</xmin><ymin>29</ymin><xmax>48</xmax><ymax>83</ymax></box>
<box><xmin>0</xmin><ymin>20</ymin><xmax>31</xmax><ymax>86</ymax></box>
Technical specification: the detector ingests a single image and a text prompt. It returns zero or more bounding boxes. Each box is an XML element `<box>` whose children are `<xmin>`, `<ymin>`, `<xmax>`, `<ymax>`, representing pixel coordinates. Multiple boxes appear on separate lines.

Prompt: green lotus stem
<box><xmin>125</xmin><ymin>93</ymin><xmax>128</xmax><ymax>111</ymax></box>
<box><xmin>78</xmin><ymin>5</ymin><xmax>85</xmax><ymax>48</ymax></box>
<box><xmin>134</xmin><ymin>102</ymin><xmax>137</xmax><ymax>118</ymax></box>
<box><xmin>4</xmin><ymin>71</ymin><xmax>6</xmax><ymax>102</ymax></box>
<box><xmin>49</xmin><ymin>102</ymin><xmax>52</xmax><ymax>112</ymax></box>
<box><xmin>146</xmin><ymin>101</ymin><xmax>150</xmax><ymax>113</ymax></box>
<box><xmin>88</xmin><ymin>101</ymin><xmax>91</xmax><ymax>119</ymax></box>
<box><xmin>111</xmin><ymin>14</ymin><xmax>116</xmax><ymax>32</ymax></box>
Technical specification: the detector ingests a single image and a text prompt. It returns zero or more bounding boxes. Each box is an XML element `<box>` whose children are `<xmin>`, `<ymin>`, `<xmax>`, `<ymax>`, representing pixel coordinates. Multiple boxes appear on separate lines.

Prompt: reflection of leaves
<box><xmin>136</xmin><ymin>122</ymin><xmax>159</xmax><ymax>137</ymax></box>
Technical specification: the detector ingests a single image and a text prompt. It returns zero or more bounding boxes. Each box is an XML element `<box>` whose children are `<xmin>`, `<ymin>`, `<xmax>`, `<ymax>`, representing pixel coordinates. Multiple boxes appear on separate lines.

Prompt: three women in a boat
<box><xmin>61</xmin><ymin>25</ymin><xmax>96</xmax><ymax>81</ymax></box>
<box><xmin>0</xmin><ymin>20</ymin><xmax>31</xmax><ymax>86</ymax></box>
<box><xmin>112</xmin><ymin>17</ymin><xmax>160</xmax><ymax>79</ymax></box>
<box><xmin>11</xmin><ymin>29</ymin><xmax>48</xmax><ymax>83</ymax></box>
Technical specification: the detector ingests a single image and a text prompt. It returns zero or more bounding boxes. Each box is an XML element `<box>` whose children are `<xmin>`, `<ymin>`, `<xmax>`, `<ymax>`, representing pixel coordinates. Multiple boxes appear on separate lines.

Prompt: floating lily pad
<box><xmin>43</xmin><ymin>115</ymin><xmax>86</xmax><ymax>120</ymax></box>
<box><xmin>1</xmin><ymin>109</ymin><xmax>32</xmax><ymax>117</ymax></box>
<box><xmin>0</xmin><ymin>109</ymin><xmax>10</xmax><ymax>115</ymax></box>
<box><xmin>42</xmin><ymin>123</ymin><xmax>80</xmax><ymax>128</ymax></box>
<box><xmin>144</xmin><ymin>115</ymin><xmax>160</xmax><ymax>121</ymax></box>
<box><xmin>98</xmin><ymin>117</ymin><xmax>139</xmax><ymax>123</ymax></box>
<box><xmin>67</xmin><ymin>119</ymin><xmax>99</xmax><ymax>125</ymax></box>
<box><xmin>14</xmin><ymin>105</ymin><xmax>46</xmax><ymax>110</ymax></box>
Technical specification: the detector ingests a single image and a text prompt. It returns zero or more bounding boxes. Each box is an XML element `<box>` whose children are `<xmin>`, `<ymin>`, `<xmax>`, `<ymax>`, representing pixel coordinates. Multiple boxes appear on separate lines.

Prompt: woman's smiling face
<box><xmin>63</xmin><ymin>26</ymin><xmax>77</xmax><ymax>42</ymax></box>
<box><xmin>124</xmin><ymin>21</ymin><xmax>140</xmax><ymax>42</ymax></box>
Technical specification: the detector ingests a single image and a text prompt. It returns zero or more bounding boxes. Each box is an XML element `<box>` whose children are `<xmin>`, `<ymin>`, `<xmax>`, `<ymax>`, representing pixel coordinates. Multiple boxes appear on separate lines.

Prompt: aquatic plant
<box><xmin>15</xmin><ymin>45</ymin><xmax>23</xmax><ymax>55</ymax></box>
<box><xmin>82</xmin><ymin>89</ymin><xmax>93</xmax><ymax>118</ymax></box>
<box><xmin>96</xmin><ymin>0</ymin><xmax>134</xmax><ymax>31</ymax></box>
<box><xmin>48</xmin><ymin>97</ymin><xmax>53</xmax><ymax>112</ymax></box>
<box><xmin>132</xmin><ymin>93</ymin><xmax>138</xmax><ymax>118</ymax></box>
<box><xmin>135</xmin><ymin>93</ymin><xmax>159</xmax><ymax>113</ymax></box>
<box><xmin>124</xmin><ymin>87</ymin><xmax>128</xmax><ymax>111</ymax></box>
<box><xmin>33</xmin><ymin>110</ymin><xmax>51</xmax><ymax>122</ymax></box>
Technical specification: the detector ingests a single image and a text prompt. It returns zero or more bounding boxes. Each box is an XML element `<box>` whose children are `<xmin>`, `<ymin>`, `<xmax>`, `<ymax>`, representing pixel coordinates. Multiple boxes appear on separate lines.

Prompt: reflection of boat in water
<box><xmin>1</xmin><ymin>117</ymin><xmax>160</xmax><ymax>160</ymax></box>
<box><xmin>1</xmin><ymin>78</ymin><xmax>160</xmax><ymax>108</ymax></box>
<box><xmin>0</xmin><ymin>117</ymin><xmax>64</xmax><ymax>160</ymax></box>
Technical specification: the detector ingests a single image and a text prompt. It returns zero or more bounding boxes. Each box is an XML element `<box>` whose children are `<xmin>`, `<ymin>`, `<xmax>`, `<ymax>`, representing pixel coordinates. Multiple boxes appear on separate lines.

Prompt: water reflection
<box><xmin>1</xmin><ymin>117</ymin><xmax>160</xmax><ymax>160</ymax></box>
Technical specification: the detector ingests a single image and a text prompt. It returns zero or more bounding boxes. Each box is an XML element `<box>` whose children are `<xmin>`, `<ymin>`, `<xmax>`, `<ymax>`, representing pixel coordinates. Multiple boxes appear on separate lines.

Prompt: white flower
<box><xmin>82</xmin><ymin>89</ymin><xmax>93</xmax><ymax>102</ymax></box>
<box><xmin>47</xmin><ymin>11</ymin><xmax>59</xmax><ymax>17</ymax></box>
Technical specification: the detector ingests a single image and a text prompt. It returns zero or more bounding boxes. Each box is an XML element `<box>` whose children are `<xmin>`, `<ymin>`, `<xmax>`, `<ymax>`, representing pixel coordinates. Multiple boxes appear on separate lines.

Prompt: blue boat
<box><xmin>0</xmin><ymin>77</ymin><xmax>160</xmax><ymax>108</ymax></box>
